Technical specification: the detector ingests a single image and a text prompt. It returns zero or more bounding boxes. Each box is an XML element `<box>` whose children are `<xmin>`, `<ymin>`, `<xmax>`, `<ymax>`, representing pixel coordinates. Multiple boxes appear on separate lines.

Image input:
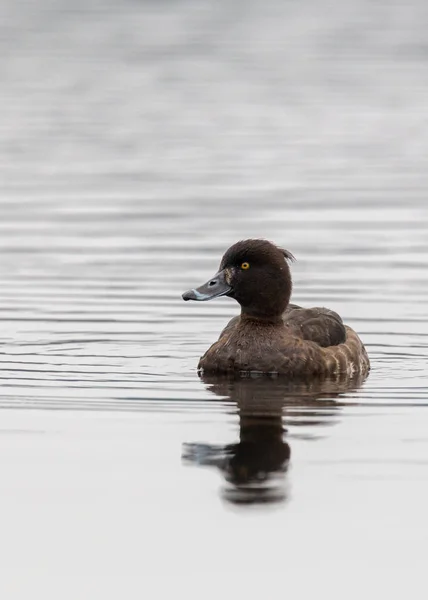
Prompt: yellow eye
<box><xmin>241</xmin><ymin>262</ymin><xmax>250</xmax><ymax>270</ymax></box>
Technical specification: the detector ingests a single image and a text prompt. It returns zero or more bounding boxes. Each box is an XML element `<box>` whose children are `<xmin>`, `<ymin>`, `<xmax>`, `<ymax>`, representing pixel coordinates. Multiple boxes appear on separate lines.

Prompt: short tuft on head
<box><xmin>281</xmin><ymin>248</ymin><xmax>296</xmax><ymax>262</ymax></box>
<box><xmin>220</xmin><ymin>239</ymin><xmax>295</xmax><ymax>269</ymax></box>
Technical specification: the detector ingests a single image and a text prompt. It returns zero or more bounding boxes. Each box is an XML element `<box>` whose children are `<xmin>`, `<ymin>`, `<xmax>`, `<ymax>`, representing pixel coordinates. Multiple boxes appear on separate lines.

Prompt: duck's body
<box><xmin>183</xmin><ymin>239</ymin><xmax>370</xmax><ymax>378</ymax></box>
<box><xmin>198</xmin><ymin>311</ymin><xmax>369</xmax><ymax>377</ymax></box>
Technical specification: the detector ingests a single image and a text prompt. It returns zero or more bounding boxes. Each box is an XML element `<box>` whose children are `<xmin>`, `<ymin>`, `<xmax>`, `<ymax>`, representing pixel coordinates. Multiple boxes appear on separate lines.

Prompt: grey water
<box><xmin>1</xmin><ymin>0</ymin><xmax>428</xmax><ymax>598</ymax></box>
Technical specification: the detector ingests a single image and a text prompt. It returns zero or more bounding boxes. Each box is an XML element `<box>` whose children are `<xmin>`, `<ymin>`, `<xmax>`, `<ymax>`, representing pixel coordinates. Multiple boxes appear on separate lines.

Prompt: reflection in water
<box><xmin>183</xmin><ymin>373</ymin><xmax>367</xmax><ymax>505</ymax></box>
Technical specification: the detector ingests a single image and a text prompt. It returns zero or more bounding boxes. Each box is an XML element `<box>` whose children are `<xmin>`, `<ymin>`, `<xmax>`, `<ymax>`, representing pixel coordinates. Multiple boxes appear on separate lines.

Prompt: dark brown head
<box><xmin>182</xmin><ymin>239</ymin><xmax>295</xmax><ymax>320</ymax></box>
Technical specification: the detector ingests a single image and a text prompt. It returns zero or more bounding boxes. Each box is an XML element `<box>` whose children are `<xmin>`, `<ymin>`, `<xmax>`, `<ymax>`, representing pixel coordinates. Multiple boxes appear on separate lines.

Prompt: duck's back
<box><xmin>283</xmin><ymin>304</ymin><xmax>347</xmax><ymax>347</ymax></box>
<box><xmin>282</xmin><ymin>304</ymin><xmax>369</xmax><ymax>376</ymax></box>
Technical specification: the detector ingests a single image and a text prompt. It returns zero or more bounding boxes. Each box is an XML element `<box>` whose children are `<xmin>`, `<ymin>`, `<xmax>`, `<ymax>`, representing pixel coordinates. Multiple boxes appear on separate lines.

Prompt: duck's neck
<box><xmin>237</xmin><ymin>276</ymin><xmax>292</xmax><ymax>323</ymax></box>
<box><xmin>239</xmin><ymin>311</ymin><xmax>284</xmax><ymax>326</ymax></box>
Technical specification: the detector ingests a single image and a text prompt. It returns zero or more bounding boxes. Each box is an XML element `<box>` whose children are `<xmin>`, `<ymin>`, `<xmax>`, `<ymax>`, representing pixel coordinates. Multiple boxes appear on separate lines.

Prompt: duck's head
<box><xmin>182</xmin><ymin>239</ymin><xmax>295</xmax><ymax>320</ymax></box>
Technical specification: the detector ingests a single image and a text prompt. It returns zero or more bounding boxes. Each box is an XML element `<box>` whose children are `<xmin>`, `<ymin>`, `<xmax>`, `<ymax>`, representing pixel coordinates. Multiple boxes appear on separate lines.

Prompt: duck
<box><xmin>182</xmin><ymin>239</ymin><xmax>370</xmax><ymax>378</ymax></box>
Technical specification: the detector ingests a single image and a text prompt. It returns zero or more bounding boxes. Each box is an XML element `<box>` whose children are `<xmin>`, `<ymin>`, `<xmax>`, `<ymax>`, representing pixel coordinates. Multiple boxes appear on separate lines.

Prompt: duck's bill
<box><xmin>182</xmin><ymin>270</ymin><xmax>232</xmax><ymax>301</ymax></box>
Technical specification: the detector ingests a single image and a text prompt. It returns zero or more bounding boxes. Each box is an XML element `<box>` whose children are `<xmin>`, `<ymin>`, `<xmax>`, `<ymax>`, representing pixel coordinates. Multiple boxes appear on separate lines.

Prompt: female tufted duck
<box><xmin>182</xmin><ymin>239</ymin><xmax>370</xmax><ymax>378</ymax></box>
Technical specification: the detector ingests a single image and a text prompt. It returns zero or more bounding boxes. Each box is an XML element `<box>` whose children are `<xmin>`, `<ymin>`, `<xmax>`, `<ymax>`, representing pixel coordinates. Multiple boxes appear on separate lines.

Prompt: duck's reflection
<box><xmin>182</xmin><ymin>373</ymin><xmax>366</xmax><ymax>505</ymax></box>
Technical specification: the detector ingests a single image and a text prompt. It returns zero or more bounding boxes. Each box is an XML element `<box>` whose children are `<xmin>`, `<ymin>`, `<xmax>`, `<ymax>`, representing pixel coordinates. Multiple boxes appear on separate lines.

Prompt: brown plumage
<box><xmin>182</xmin><ymin>239</ymin><xmax>370</xmax><ymax>378</ymax></box>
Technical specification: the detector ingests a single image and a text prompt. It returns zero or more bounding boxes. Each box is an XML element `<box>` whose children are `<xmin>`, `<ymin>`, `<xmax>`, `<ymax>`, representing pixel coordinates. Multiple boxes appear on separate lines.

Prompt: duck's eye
<box><xmin>241</xmin><ymin>262</ymin><xmax>250</xmax><ymax>270</ymax></box>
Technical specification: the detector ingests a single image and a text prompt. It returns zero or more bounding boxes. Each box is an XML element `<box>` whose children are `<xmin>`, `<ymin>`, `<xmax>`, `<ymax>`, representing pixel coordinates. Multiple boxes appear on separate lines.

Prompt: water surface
<box><xmin>1</xmin><ymin>1</ymin><xmax>428</xmax><ymax>598</ymax></box>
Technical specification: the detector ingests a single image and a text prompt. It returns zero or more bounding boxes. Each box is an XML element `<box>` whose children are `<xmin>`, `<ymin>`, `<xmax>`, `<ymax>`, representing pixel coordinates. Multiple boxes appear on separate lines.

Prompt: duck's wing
<box><xmin>283</xmin><ymin>304</ymin><xmax>347</xmax><ymax>347</ymax></box>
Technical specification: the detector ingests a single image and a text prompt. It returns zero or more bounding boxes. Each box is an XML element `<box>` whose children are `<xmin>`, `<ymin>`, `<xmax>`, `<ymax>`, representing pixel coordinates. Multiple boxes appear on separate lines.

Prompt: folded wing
<box><xmin>283</xmin><ymin>304</ymin><xmax>347</xmax><ymax>347</ymax></box>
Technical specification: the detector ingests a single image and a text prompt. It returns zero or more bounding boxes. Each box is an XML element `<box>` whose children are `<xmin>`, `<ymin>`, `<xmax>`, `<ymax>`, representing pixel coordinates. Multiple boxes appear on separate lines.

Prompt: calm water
<box><xmin>1</xmin><ymin>0</ymin><xmax>428</xmax><ymax>597</ymax></box>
